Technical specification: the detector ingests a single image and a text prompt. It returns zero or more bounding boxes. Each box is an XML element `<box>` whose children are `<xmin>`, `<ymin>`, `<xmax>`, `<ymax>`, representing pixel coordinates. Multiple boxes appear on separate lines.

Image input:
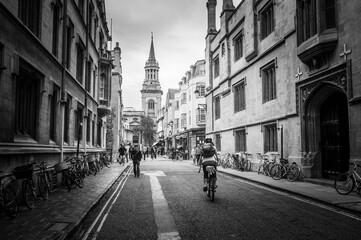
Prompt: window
<box><xmin>93</xmin><ymin>66</ymin><xmax>97</xmax><ymax>97</ymax></box>
<box><xmin>262</xmin><ymin>63</ymin><xmax>276</xmax><ymax>102</ymax></box>
<box><xmin>296</xmin><ymin>0</ymin><xmax>317</xmax><ymax>44</ymax></box>
<box><xmin>76</xmin><ymin>41</ymin><xmax>85</xmax><ymax>83</ymax></box>
<box><xmin>92</xmin><ymin>117</ymin><xmax>95</xmax><ymax>146</ymax></box>
<box><xmin>52</xmin><ymin>1</ymin><xmax>61</xmax><ymax>57</ymax></box>
<box><xmin>99</xmin><ymin>31</ymin><xmax>104</xmax><ymax>55</ymax></box>
<box><xmin>93</xmin><ymin>16</ymin><xmax>98</xmax><ymax>42</ymax></box>
<box><xmin>175</xmin><ymin>101</ymin><xmax>179</xmax><ymax>110</ymax></box>
<box><xmin>88</xmin><ymin>3</ymin><xmax>94</xmax><ymax>38</ymax></box>
<box><xmin>181</xmin><ymin>113</ymin><xmax>187</xmax><ymax>127</ymax></box>
<box><xmin>175</xmin><ymin>118</ymin><xmax>179</xmax><ymax>129</ymax></box>
<box><xmin>216</xmin><ymin>134</ymin><xmax>221</xmax><ymax>151</ymax></box>
<box><xmin>196</xmin><ymin>108</ymin><xmax>206</xmax><ymax>123</ymax></box>
<box><xmin>74</xmin><ymin>104</ymin><xmax>83</xmax><ymax>142</ymax></box>
<box><xmin>214</xmin><ymin>96</ymin><xmax>220</xmax><ymax>120</ymax></box>
<box><xmin>15</xmin><ymin>63</ymin><xmax>40</xmax><ymax>140</ymax></box>
<box><xmin>296</xmin><ymin>0</ymin><xmax>336</xmax><ymax>45</ymax></box>
<box><xmin>234</xmin><ymin>32</ymin><xmax>243</xmax><ymax>61</ymax></box>
<box><xmin>213</xmin><ymin>57</ymin><xmax>219</xmax><ymax>78</ymax></box>
<box><xmin>148</xmin><ymin>100</ymin><xmax>155</xmax><ymax>109</ymax></box>
<box><xmin>264</xmin><ymin>123</ymin><xmax>277</xmax><ymax>152</ymax></box>
<box><xmin>181</xmin><ymin>93</ymin><xmax>187</xmax><ymax>104</ymax></box>
<box><xmin>64</xmin><ymin>94</ymin><xmax>72</xmax><ymax>144</ymax></box>
<box><xmin>189</xmin><ymin>111</ymin><xmax>191</xmax><ymax>125</ymax></box>
<box><xmin>86</xmin><ymin>111</ymin><xmax>91</xmax><ymax>143</ymax></box>
<box><xmin>196</xmin><ymin>84</ymin><xmax>205</xmax><ymax>97</ymax></box>
<box><xmin>260</xmin><ymin>1</ymin><xmax>275</xmax><ymax>39</ymax></box>
<box><xmin>189</xmin><ymin>90</ymin><xmax>191</xmax><ymax>101</ymax></box>
<box><xmin>0</xmin><ymin>43</ymin><xmax>4</xmax><ymax>70</ymax></box>
<box><xmin>235</xmin><ymin>129</ymin><xmax>246</xmax><ymax>152</ymax></box>
<box><xmin>18</xmin><ymin>0</ymin><xmax>40</xmax><ymax>37</ymax></box>
<box><xmin>78</xmin><ymin>0</ymin><xmax>84</xmax><ymax>18</ymax></box>
<box><xmin>99</xmin><ymin>74</ymin><xmax>105</xmax><ymax>99</ymax></box>
<box><xmin>234</xmin><ymin>81</ymin><xmax>246</xmax><ymax>112</ymax></box>
<box><xmin>97</xmin><ymin>118</ymin><xmax>102</xmax><ymax>147</ymax></box>
<box><xmin>66</xmin><ymin>19</ymin><xmax>74</xmax><ymax>70</ymax></box>
<box><xmin>49</xmin><ymin>84</ymin><xmax>59</xmax><ymax>142</ymax></box>
<box><xmin>86</xmin><ymin>56</ymin><xmax>93</xmax><ymax>92</ymax></box>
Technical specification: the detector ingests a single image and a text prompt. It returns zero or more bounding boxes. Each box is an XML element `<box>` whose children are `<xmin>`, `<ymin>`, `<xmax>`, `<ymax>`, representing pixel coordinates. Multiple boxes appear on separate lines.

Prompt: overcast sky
<box><xmin>105</xmin><ymin>0</ymin><xmax>242</xmax><ymax>110</ymax></box>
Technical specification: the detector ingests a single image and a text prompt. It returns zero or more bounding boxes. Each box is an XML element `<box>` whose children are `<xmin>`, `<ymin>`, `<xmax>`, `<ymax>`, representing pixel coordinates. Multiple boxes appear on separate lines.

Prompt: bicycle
<box><xmin>335</xmin><ymin>163</ymin><xmax>361</xmax><ymax>195</ymax></box>
<box><xmin>238</xmin><ymin>152</ymin><xmax>252</xmax><ymax>171</ymax></box>
<box><xmin>0</xmin><ymin>171</ymin><xmax>18</xmax><ymax>218</ymax></box>
<box><xmin>257</xmin><ymin>153</ymin><xmax>270</xmax><ymax>176</ymax></box>
<box><xmin>55</xmin><ymin>159</ymin><xmax>84</xmax><ymax>192</ymax></box>
<box><xmin>271</xmin><ymin>159</ymin><xmax>301</xmax><ymax>182</ymax></box>
<box><xmin>13</xmin><ymin>163</ymin><xmax>36</xmax><ymax>209</ymax></box>
<box><xmin>37</xmin><ymin>161</ymin><xmax>52</xmax><ymax>200</ymax></box>
<box><xmin>205</xmin><ymin>166</ymin><xmax>217</xmax><ymax>202</ymax></box>
<box><xmin>220</xmin><ymin>153</ymin><xmax>232</xmax><ymax>169</ymax></box>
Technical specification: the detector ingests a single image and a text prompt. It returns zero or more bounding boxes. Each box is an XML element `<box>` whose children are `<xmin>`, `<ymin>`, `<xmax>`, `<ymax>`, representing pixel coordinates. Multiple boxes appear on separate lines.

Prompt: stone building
<box><xmin>0</xmin><ymin>0</ymin><xmax>112</xmax><ymax>173</ymax></box>
<box><xmin>109</xmin><ymin>42</ymin><xmax>123</xmax><ymax>151</ymax></box>
<box><xmin>163</xmin><ymin>60</ymin><xmax>207</xmax><ymax>158</ymax></box>
<box><xmin>204</xmin><ymin>0</ymin><xmax>361</xmax><ymax>178</ymax></box>
<box><xmin>122</xmin><ymin>107</ymin><xmax>145</xmax><ymax>146</ymax></box>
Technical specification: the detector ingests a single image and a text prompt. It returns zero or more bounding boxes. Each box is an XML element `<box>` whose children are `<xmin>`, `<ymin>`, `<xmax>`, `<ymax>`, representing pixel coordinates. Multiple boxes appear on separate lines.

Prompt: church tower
<box><xmin>141</xmin><ymin>33</ymin><xmax>163</xmax><ymax>122</ymax></box>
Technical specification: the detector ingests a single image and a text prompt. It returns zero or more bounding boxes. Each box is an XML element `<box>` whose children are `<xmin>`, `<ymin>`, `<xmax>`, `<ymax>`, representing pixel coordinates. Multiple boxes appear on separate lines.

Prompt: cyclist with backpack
<box><xmin>200</xmin><ymin>138</ymin><xmax>218</xmax><ymax>192</ymax></box>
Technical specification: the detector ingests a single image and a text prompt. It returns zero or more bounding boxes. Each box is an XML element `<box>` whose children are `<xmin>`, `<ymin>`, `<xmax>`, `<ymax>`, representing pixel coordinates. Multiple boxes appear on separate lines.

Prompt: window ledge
<box><xmin>297</xmin><ymin>29</ymin><xmax>338</xmax><ymax>64</ymax></box>
<box><xmin>14</xmin><ymin>135</ymin><xmax>38</xmax><ymax>144</ymax></box>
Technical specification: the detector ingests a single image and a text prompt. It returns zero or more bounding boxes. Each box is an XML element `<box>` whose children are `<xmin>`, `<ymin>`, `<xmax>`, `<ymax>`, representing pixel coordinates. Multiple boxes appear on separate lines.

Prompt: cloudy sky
<box><xmin>105</xmin><ymin>0</ymin><xmax>242</xmax><ymax>110</ymax></box>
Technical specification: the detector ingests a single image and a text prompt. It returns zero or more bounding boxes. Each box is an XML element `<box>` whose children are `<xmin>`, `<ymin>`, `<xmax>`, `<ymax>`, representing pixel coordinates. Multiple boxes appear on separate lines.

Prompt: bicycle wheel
<box><xmin>271</xmin><ymin>164</ymin><xmax>284</xmax><ymax>180</ymax></box>
<box><xmin>257</xmin><ymin>164</ymin><xmax>264</xmax><ymax>175</ymax></box>
<box><xmin>287</xmin><ymin>164</ymin><xmax>300</xmax><ymax>182</ymax></box>
<box><xmin>63</xmin><ymin>171</ymin><xmax>71</xmax><ymax>192</ymax></box>
<box><xmin>335</xmin><ymin>172</ymin><xmax>355</xmax><ymax>195</ymax></box>
<box><xmin>38</xmin><ymin>174</ymin><xmax>49</xmax><ymax>200</ymax></box>
<box><xmin>22</xmin><ymin>179</ymin><xmax>35</xmax><ymax>209</ymax></box>
<box><xmin>3</xmin><ymin>183</ymin><xmax>18</xmax><ymax>218</ymax></box>
<box><xmin>74</xmin><ymin>172</ymin><xmax>84</xmax><ymax>188</ymax></box>
<box><xmin>268</xmin><ymin>162</ymin><xmax>275</xmax><ymax>176</ymax></box>
<box><xmin>103</xmin><ymin>158</ymin><xmax>111</xmax><ymax>168</ymax></box>
<box><xmin>244</xmin><ymin>160</ymin><xmax>252</xmax><ymax>171</ymax></box>
<box><xmin>210</xmin><ymin>179</ymin><xmax>215</xmax><ymax>202</ymax></box>
<box><xmin>207</xmin><ymin>179</ymin><xmax>211</xmax><ymax>198</ymax></box>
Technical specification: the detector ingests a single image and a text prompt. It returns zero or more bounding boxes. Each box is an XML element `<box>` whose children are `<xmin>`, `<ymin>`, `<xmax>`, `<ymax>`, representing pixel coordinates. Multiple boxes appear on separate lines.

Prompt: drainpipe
<box><xmin>60</xmin><ymin>0</ymin><xmax>68</xmax><ymax>162</ymax></box>
<box><xmin>84</xmin><ymin>0</ymin><xmax>90</xmax><ymax>155</ymax></box>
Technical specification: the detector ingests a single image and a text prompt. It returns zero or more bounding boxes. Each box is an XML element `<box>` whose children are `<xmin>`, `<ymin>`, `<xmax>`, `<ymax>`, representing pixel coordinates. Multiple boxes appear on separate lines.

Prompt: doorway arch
<box><xmin>303</xmin><ymin>83</ymin><xmax>350</xmax><ymax>178</ymax></box>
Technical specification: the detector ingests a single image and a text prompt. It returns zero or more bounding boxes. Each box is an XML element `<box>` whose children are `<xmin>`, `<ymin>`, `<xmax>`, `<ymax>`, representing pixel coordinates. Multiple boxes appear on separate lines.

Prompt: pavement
<box><xmin>1</xmin><ymin>156</ymin><xmax>361</xmax><ymax>240</ymax></box>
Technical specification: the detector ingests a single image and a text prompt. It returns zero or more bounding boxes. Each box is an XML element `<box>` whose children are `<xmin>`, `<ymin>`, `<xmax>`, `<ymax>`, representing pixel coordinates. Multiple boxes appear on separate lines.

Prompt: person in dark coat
<box><xmin>132</xmin><ymin>145</ymin><xmax>142</xmax><ymax>177</ymax></box>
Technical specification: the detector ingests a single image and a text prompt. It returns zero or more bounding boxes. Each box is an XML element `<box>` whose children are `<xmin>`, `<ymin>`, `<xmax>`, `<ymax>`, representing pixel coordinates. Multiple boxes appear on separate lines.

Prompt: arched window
<box><xmin>148</xmin><ymin>100</ymin><xmax>155</xmax><ymax>110</ymax></box>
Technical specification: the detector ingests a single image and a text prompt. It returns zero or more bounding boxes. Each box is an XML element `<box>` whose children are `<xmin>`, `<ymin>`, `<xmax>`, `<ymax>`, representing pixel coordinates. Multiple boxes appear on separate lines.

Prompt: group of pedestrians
<box><xmin>142</xmin><ymin>145</ymin><xmax>157</xmax><ymax>160</ymax></box>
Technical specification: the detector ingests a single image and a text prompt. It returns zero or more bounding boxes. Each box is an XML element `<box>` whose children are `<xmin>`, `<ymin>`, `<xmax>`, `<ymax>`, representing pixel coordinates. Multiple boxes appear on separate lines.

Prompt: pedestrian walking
<box><xmin>195</xmin><ymin>144</ymin><xmax>202</xmax><ymax>165</ymax></box>
<box><xmin>132</xmin><ymin>145</ymin><xmax>142</xmax><ymax>177</ymax></box>
<box><xmin>151</xmin><ymin>146</ymin><xmax>157</xmax><ymax>160</ymax></box>
<box><xmin>118</xmin><ymin>144</ymin><xmax>127</xmax><ymax>166</ymax></box>
<box><xmin>143</xmin><ymin>146</ymin><xmax>147</xmax><ymax>160</ymax></box>
<box><xmin>128</xmin><ymin>145</ymin><xmax>135</xmax><ymax>161</ymax></box>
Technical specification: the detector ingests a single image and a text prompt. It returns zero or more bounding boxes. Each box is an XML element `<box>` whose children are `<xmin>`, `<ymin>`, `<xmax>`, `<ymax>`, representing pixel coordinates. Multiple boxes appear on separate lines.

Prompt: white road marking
<box><xmin>82</xmin><ymin>167</ymin><xmax>132</xmax><ymax>240</ymax></box>
<box><xmin>144</xmin><ymin>171</ymin><xmax>181</xmax><ymax>240</ymax></box>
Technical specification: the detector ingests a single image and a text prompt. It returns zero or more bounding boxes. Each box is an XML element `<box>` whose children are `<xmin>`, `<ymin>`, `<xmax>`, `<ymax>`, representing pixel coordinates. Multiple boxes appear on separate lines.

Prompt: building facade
<box><xmin>122</xmin><ymin>107</ymin><xmax>145</xmax><ymax>146</ymax></box>
<box><xmin>109</xmin><ymin>42</ymin><xmax>123</xmax><ymax>151</ymax></box>
<box><xmin>204</xmin><ymin>0</ymin><xmax>361</xmax><ymax>179</ymax></box>
<box><xmin>0</xmin><ymin>0</ymin><xmax>112</xmax><ymax>173</ymax></box>
<box><xmin>163</xmin><ymin>60</ymin><xmax>207</xmax><ymax>158</ymax></box>
<box><xmin>140</xmin><ymin>34</ymin><xmax>163</xmax><ymax>123</ymax></box>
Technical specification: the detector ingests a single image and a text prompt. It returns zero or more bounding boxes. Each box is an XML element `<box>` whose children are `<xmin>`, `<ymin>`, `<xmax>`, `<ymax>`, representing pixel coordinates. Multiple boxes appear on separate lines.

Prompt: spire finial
<box><xmin>151</xmin><ymin>32</ymin><xmax>153</xmax><ymax>41</ymax></box>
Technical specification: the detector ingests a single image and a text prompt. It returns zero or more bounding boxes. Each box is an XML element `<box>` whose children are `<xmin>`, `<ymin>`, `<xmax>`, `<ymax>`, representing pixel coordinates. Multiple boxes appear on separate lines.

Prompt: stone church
<box><xmin>140</xmin><ymin>34</ymin><xmax>163</xmax><ymax>123</ymax></box>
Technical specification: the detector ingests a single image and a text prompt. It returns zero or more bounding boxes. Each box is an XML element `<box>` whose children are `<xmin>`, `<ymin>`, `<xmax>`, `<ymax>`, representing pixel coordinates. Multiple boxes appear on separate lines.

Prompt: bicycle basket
<box><xmin>54</xmin><ymin>162</ymin><xmax>69</xmax><ymax>173</ymax></box>
<box><xmin>13</xmin><ymin>164</ymin><xmax>34</xmax><ymax>179</ymax></box>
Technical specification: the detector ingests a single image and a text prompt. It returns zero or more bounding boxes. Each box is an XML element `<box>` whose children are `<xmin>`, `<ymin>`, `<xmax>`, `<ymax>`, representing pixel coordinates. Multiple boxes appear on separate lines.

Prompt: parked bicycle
<box><xmin>271</xmin><ymin>159</ymin><xmax>301</xmax><ymax>182</ymax></box>
<box><xmin>54</xmin><ymin>159</ymin><xmax>84</xmax><ymax>192</ymax></box>
<box><xmin>0</xmin><ymin>171</ymin><xmax>18</xmax><ymax>218</ymax></box>
<box><xmin>334</xmin><ymin>163</ymin><xmax>361</xmax><ymax>195</ymax></box>
<box><xmin>257</xmin><ymin>153</ymin><xmax>270</xmax><ymax>176</ymax></box>
<box><xmin>13</xmin><ymin>163</ymin><xmax>36</xmax><ymax>209</ymax></box>
<box><xmin>37</xmin><ymin>161</ymin><xmax>52</xmax><ymax>200</ymax></box>
<box><xmin>220</xmin><ymin>153</ymin><xmax>232</xmax><ymax>169</ymax></box>
<box><xmin>238</xmin><ymin>152</ymin><xmax>252</xmax><ymax>171</ymax></box>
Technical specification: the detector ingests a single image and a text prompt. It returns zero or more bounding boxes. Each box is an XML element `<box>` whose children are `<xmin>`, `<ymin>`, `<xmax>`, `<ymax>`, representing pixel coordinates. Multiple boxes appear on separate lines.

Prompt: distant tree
<box><xmin>133</xmin><ymin>116</ymin><xmax>156</xmax><ymax>146</ymax></box>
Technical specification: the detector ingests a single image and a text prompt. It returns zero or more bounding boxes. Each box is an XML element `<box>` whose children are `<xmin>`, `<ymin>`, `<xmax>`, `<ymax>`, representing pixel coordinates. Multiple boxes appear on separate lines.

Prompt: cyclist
<box><xmin>200</xmin><ymin>138</ymin><xmax>218</xmax><ymax>192</ymax></box>
<box><xmin>118</xmin><ymin>144</ymin><xmax>127</xmax><ymax>166</ymax></box>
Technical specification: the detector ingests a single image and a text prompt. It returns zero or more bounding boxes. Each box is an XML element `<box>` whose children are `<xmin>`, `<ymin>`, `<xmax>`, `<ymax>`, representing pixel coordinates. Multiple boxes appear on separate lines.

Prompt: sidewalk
<box><xmin>190</xmin><ymin>161</ymin><xmax>361</xmax><ymax>215</ymax></box>
<box><xmin>0</xmin><ymin>161</ymin><xmax>131</xmax><ymax>240</ymax></box>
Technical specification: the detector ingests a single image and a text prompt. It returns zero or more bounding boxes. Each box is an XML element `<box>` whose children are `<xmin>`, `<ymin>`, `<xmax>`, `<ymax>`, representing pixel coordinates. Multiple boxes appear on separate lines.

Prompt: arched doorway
<box><xmin>320</xmin><ymin>91</ymin><xmax>350</xmax><ymax>177</ymax></box>
<box><xmin>303</xmin><ymin>84</ymin><xmax>350</xmax><ymax>179</ymax></box>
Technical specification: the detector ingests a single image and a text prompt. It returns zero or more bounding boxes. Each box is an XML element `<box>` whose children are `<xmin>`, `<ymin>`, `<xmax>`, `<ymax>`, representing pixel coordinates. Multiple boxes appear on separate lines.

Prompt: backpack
<box><xmin>202</xmin><ymin>143</ymin><xmax>216</xmax><ymax>158</ymax></box>
<box><xmin>118</xmin><ymin>147</ymin><xmax>126</xmax><ymax>155</ymax></box>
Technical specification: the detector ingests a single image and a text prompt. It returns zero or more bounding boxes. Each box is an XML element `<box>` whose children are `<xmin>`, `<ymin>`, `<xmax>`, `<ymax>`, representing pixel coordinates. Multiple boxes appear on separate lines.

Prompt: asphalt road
<box><xmin>70</xmin><ymin>157</ymin><xmax>361</xmax><ymax>240</ymax></box>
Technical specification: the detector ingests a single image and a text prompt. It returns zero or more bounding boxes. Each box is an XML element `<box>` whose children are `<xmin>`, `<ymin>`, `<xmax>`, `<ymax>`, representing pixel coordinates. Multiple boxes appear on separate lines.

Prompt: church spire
<box><xmin>148</xmin><ymin>32</ymin><xmax>156</xmax><ymax>61</ymax></box>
